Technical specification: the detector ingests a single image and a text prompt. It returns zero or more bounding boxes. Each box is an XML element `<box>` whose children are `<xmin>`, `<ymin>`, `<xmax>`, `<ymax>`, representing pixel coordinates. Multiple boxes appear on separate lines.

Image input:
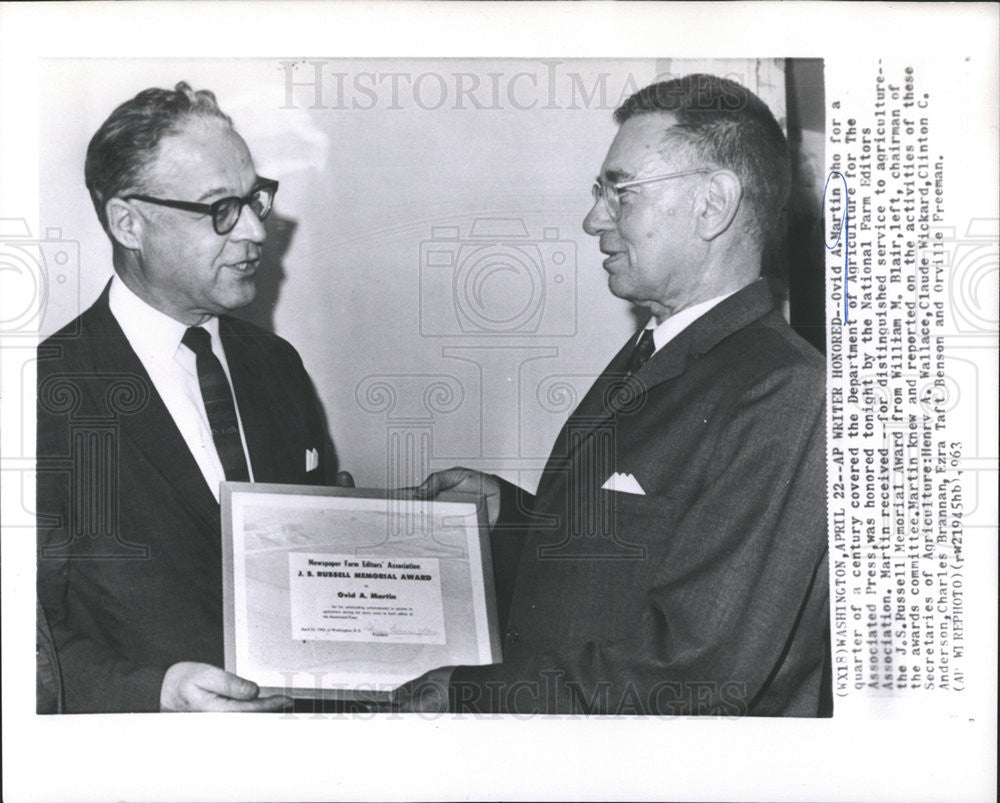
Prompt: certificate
<box><xmin>220</xmin><ymin>483</ymin><xmax>501</xmax><ymax>700</ymax></box>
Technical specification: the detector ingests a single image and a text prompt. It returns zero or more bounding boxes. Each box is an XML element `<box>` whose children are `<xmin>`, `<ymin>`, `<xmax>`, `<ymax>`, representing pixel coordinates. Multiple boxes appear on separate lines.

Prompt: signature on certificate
<box><xmin>366</xmin><ymin>623</ymin><xmax>438</xmax><ymax>638</ymax></box>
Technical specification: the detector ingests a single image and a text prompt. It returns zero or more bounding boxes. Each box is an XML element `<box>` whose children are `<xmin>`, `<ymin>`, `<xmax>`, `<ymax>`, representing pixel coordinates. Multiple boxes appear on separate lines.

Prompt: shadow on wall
<box><xmin>240</xmin><ymin>211</ymin><xmax>296</xmax><ymax>332</ymax></box>
<box><xmin>239</xmin><ymin>208</ymin><xmax>341</xmax><ymax>473</ymax></box>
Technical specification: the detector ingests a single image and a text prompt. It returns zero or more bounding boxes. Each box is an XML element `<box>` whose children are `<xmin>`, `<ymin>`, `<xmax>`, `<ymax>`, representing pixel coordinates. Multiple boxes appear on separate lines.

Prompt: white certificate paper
<box><xmin>287</xmin><ymin>552</ymin><xmax>446</xmax><ymax>644</ymax></box>
<box><xmin>220</xmin><ymin>483</ymin><xmax>500</xmax><ymax>698</ymax></box>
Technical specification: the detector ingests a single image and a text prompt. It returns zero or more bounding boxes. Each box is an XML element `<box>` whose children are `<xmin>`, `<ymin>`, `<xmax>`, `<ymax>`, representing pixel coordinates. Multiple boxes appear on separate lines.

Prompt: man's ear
<box><xmin>105</xmin><ymin>198</ymin><xmax>143</xmax><ymax>251</ymax></box>
<box><xmin>694</xmin><ymin>170</ymin><xmax>742</xmax><ymax>241</ymax></box>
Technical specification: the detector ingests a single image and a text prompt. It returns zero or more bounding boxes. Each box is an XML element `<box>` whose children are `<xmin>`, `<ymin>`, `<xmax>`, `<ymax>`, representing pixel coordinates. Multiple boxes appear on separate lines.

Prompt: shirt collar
<box><xmin>108</xmin><ymin>276</ymin><xmax>220</xmax><ymax>364</ymax></box>
<box><xmin>642</xmin><ymin>283</ymin><xmax>749</xmax><ymax>353</ymax></box>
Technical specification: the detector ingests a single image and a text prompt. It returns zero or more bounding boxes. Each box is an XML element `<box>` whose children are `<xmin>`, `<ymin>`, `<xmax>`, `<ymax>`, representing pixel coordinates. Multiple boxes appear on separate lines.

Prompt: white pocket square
<box><xmin>305</xmin><ymin>447</ymin><xmax>319</xmax><ymax>472</ymax></box>
<box><xmin>601</xmin><ymin>472</ymin><xmax>645</xmax><ymax>495</ymax></box>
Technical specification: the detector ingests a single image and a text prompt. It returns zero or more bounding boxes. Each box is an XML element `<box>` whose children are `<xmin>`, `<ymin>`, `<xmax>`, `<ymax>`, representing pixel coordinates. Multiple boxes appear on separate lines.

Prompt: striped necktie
<box><xmin>626</xmin><ymin>329</ymin><xmax>656</xmax><ymax>375</ymax></box>
<box><xmin>182</xmin><ymin>326</ymin><xmax>250</xmax><ymax>481</ymax></box>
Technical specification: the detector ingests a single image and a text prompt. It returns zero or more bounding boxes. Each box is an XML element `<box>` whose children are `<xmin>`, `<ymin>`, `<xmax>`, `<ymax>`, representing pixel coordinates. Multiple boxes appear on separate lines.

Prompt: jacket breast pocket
<box><xmin>598</xmin><ymin>490</ymin><xmax>678</xmax><ymax>562</ymax></box>
<box><xmin>605</xmin><ymin>488</ymin><xmax>675</xmax><ymax>519</ymax></box>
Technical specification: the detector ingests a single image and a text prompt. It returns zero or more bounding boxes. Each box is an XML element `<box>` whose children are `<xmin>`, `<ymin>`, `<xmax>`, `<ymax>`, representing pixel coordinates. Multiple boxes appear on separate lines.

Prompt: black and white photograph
<box><xmin>32</xmin><ymin>55</ymin><xmax>830</xmax><ymax>718</ymax></box>
<box><xmin>1</xmin><ymin>3</ymin><xmax>996</xmax><ymax>802</ymax></box>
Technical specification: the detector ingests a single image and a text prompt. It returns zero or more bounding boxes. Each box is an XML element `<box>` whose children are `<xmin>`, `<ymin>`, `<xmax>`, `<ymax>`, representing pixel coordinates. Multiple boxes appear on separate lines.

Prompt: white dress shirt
<box><xmin>638</xmin><ymin>284</ymin><xmax>747</xmax><ymax>355</ymax></box>
<box><xmin>108</xmin><ymin>277</ymin><xmax>254</xmax><ymax>502</ymax></box>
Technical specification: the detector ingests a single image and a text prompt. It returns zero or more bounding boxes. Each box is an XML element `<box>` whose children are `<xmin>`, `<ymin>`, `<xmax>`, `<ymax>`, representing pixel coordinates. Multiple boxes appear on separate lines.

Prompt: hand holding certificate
<box><xmin>221</xmin><ymin>483</ymin><xmax>501</xmax><ymax>702</ymax></box>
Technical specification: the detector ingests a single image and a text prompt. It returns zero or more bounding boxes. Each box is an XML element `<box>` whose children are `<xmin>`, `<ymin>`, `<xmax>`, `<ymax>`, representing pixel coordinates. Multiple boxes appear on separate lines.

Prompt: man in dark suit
<box><xmin>411</xmin><ymin>74</ymin><xmax>830</xmax><ymax>716</ymax></box>
<box><xmin>37</xmin><ymin>82</ymin><xmax>341</xmax><ymax>713</ymax></box>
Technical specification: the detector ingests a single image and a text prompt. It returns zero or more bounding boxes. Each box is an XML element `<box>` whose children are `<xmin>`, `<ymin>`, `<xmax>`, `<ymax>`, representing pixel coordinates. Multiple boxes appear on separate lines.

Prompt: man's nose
<box><xmin>583</xmin><ymin>195</ymin><xmax>613</xmax><ymax>236</ymax></box>
<box><xmin>230</xmin><ymin>202</ymin><xmax>267</xmax><ymax>243</ymax></box>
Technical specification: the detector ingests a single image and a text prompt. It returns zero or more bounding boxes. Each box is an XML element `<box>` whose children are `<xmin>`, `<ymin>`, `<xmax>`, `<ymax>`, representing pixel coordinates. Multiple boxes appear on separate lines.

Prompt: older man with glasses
<box><xmin>415</xmin><ymin>74</ymin><xmax>830</xmax><ymax>716</ymax></box>
<box><xmin>37</xmin><ymin>82</ymin><xmax>344</xmax><ymax>713</ymax></box>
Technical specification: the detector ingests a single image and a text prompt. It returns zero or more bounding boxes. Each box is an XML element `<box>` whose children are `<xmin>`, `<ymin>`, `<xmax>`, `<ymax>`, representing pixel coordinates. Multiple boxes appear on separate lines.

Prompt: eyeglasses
<box><xmin>124</xmin><ymin>178</ymin><xmax>279</xmax><ymax>235</ymax></box>
<box><xmin>591</xmin><ymin>168</ymin><xmax>711</xmax><ymax>221</ymax></box>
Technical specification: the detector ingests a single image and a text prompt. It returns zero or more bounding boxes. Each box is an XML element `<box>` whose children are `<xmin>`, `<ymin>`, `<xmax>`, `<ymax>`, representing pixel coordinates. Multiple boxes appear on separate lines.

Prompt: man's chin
<box><xmin>216</xmin><ymin>284</ymin><xmax>257</xmax><ymax>314</ymax></box>
<box><xmin>606</xmin><ymin>274</ymin><xmax>637</xmax><ymax>304</ymax></box>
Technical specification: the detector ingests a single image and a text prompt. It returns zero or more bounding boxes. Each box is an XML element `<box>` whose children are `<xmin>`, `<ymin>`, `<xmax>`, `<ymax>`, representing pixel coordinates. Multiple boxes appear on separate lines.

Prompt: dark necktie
<box><xmin>625</xmin><ymin>328</ymin><xmax>656</xmax><ymax>375</ymax></box>
<box><xmin>182</xmin><ymin>326</ymin><xmax>250</xmax><ymax>482</ymax></box>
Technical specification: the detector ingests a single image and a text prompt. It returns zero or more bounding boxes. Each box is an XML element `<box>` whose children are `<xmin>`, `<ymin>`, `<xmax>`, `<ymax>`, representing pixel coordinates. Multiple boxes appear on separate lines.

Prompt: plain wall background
<box><xmin>37</xmin><ymin>57</ymin><xmax>821</xmax><ymax>492</ymax></box>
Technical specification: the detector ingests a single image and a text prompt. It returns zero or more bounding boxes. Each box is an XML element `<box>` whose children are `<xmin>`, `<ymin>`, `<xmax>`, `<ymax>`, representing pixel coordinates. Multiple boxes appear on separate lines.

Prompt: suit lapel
<box><xmin>543</xmin><ymin>325</ymin><xmax>689</xmax><ymax>475</ymax></box>
<box><xmin>638</xmin><ymin>279</ymin><xmax>777</xmax><ymax>394</ymax></box>
<box><xmin>86</xmin><ymin>289</ymin><xmax>220</xmax><ymax>533</ymax></box>
<box><xmin>220</xmin><ymin>318</ymin><xmax>278</xmax><ymax>483</ymax></box>
<box><xmin>533</xmin><ymin>335</ymin><xmax>635</xmax><ymax>501</ymax></box>
<box><xmin>536</xmin><ymin>280</ymin><xmax>778</xmax><ymax>498</ymax></box>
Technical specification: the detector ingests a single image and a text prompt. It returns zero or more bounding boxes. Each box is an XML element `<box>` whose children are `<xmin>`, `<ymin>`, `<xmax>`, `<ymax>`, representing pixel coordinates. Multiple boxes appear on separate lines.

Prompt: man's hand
<box><xmin>160</xmin><ymin>662</ymin><xmax>292</xmax><ymax>712</ymax></box>
<box><xmin>414</xmin><ymin>467</ymin><xmax>501</xmax><ymax>529</ymax></box>
<box><xmin>386</xmin><ymin>665</ymin><xmax>455</xmax><ymax>713</ymax></box>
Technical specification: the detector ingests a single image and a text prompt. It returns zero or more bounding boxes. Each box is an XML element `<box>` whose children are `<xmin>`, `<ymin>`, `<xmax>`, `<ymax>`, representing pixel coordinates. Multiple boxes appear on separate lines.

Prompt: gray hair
<box><xmin>615</xmin><ymin>74</ymin><xmax>791</xmax><ymax>248</ymax></box>
<box><xmin>84</xmin><ymin>81</ymin><xmax>234</xmax><ymax>232</ymax></box>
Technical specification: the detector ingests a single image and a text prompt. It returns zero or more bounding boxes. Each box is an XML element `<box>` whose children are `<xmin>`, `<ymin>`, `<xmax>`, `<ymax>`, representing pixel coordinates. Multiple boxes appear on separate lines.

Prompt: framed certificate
<box><xmin>220</xmin><ymin>483</ymin><xmax>501</xmax><ymax>700</ymax></box>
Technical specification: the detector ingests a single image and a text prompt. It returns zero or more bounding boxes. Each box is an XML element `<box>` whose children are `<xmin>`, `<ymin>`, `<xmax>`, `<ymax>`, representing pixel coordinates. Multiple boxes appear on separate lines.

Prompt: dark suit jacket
<box><xmin>452</xmin><ymin>280</ymin><xmax>831</xmax><ymax>716</ymax></box>
<box><xmin>36</xmin><ymin>599</ymin><xmax>62</xmax><ymax>714</ymax></box>
<box><xmin>36</xmin><ymin>285</ymin><xmax>337</xmax><ymax>713</ymax></box>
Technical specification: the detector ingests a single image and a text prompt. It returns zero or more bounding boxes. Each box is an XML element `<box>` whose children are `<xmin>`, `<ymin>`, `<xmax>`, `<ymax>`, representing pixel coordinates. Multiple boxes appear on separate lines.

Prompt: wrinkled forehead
<box><xmin>143</xmin><ymin>117</ymin><xmax>256</xmax><ymax>196</ymax></box>
<box><xmin>601</xmin><ymin>111</ymin><xmax>681</xmax><ymax>182</ymax></box>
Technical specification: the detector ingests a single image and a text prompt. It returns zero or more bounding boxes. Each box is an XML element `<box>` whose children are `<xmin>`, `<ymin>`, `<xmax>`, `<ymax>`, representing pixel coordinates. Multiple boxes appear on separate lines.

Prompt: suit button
<box><xmin>504</xmin><ymin>627</ymin><xmax>519</xmax><ymax>643</ymax></box>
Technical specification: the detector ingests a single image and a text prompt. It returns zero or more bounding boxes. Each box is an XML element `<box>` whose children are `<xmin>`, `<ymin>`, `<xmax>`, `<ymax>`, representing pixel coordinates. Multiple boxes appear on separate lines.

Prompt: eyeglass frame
<box><xmin>123</xmin><ymin>178</ymin><xmax>279</xmax><ymax>235</ymax></box>
<box><xmin>591</xmin><ymin>168</ymin><xmax>712</xmax><ymax>220</ymax></box>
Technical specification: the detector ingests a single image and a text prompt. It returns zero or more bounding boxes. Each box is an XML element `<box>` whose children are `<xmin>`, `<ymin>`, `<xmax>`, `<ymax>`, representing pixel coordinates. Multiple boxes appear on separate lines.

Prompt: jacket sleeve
<box><xmin>36</xmin><ymin>414</ymin><xmax>168</xmax><ymax>713</ymax></box>
<box><xmin>451</xmin><ymin>364</ymin><xmax>829</xmax><ymax>715</ymax></box>
<box><xmin>36</xmin><ymin>599</ymin><xmax>63</xmax><ymax>714</ymax></box>
<box><xmin>36</xmin><ymin>558</ymin><xmax>168</xmax><ymax>713</ymax></box>
<box><xmin>487</xmin><ymin>477</ymin><xmax>535</xmax><ymax>637</ymax></box>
